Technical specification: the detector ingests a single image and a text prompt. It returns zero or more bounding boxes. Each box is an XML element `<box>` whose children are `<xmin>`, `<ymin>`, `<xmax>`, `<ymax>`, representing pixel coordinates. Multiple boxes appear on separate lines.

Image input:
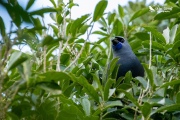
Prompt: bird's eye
<box><xmin>115</xmin><ymin>36</ymin><xmax>125</xmax><ymax>43</ymax></box>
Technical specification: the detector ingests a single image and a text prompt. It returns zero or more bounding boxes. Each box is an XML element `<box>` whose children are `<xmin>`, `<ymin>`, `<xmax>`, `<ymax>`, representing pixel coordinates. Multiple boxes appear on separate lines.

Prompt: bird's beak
<box><xmin>111</xmin><ymin>38</ymin><xmax>119</xmax><ymax>46</ymax></box>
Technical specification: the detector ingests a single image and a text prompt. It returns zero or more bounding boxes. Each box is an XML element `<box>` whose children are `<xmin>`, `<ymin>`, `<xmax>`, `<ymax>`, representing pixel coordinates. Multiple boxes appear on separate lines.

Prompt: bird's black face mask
<box><xmin>112</xmin><ymin>36</ymin><xmax>125</xmax><ymax>51</ymax></box>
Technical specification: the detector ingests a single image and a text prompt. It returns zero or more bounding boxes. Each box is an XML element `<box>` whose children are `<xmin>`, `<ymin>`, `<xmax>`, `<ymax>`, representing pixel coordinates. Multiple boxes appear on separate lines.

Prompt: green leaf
<box><xmin>32</xmin><ymin>17</ymin><xmax>44</xmax><ymax>34</ymax></box>
<box><xmin>57</xmin><ymin>14</ymin><xmax>63</xmax><ymax>24</ymax></box>
<box><xmin>141</xmin><ymin>102</ymin><xmax>151</xmax><ymax>119</ymax></box>
<box><xmin>41</xmin><ymin>35</ymin><xmax>53</xmax><ymax>46</ymax></box>
<box><xmin>113</xmin><ymin>19</ymin><xmax>123</xmax><ymax>35</ymax></box>
<box><xmin>8</xmin><ymin>51</ymin><xmax>28</xmax><ymax>70</ymax></box>
<box><xmin>82</xmin><ymin>56</ymin><xmax>93</xmax><ymax>66</ymax></box>
<box><xmin>0</xmin><ymin>16</ymin><xmax>5</xmax><ymax>37</ymax></box>
<box><xmin>41</xmin><ymin>35</ymin><xmax>61</xmax><ymax>47</ymax></box>
<box><xmin>70</xmin><ymin>14</ymin><xmax>90</xmax><ymax>36</ymax></box>
<box><xmin>92</xmin><ymin>31</ymin><xmax>109</xmax><ymax>36</ymax></box>
<box><xmin>37</xmin><ymin>82</ymin><xmax>61</xmax><ymax>92</ymax></box>
<box><xmin>117</xmin><ymin>83</ymin><xmax>132</xmax><ymax>91</ymax></box>
<box><xmin>142</xmin><ymin>97</ymin><xmax>174</xmax><ymax>105</ymax></box>
<box><xmin>81</xmin><ymin>98</ymin><xmax>91</xmax><ymax>116</ymax></box>
<box><xmin>108</xmin><ymin>58</ymin><xmax>119</xmax><ymax>78</ymax></box>
<box><xmin>79</xmin><ymin>25</ymin><xmax>90</xmax><ymax>35</ymax></box>
<box><xmin>91</xmin><ymin>73</ymin><xmax>103</xmax><ymax>94</ymax></box>
<box><xmin>172</xmin><ymin>40</ymin><xmax>180</xmax><ymax>51</ymax></box>
<box><xmin>124</xmin><ymin>71</ymin><xmax>132</xmax><ymax>83</ymax></box>
<box><xmin>58</xmin><ymin>95</ymin><xmax>84</xmax><ymax>120</ymax></box>
<box><xmin>50</xmin><ymin>0</ymin><xmax>56</xmax><ymax>7</ymax></box>
<box><xmin>130</xmin><ymin>7</ymin><xmax>149</xmax><ymax>22</ymax></box>
<box><xmin>30</xmin><ymin>8</ymin><xmax>56</xmax><ymax>16</ymax></box>
<box><xmin>135</xmin><ymin>77</ymin><xmax>147</xmax><ymax>89</ymax></box>
<box><xmin>104</xmin><ymin>100</ymin><xmax>123</xmax><ymax>109</ymax></box>
<box><xmin>107</xmin><ymin>12</ymin><xmax>116</xmax><ymax>25</ymax></box>
<box><xmin>143</xmin><ymin>26</ymin><xmax>166</xmax><ymax>44</ymax></box>
<box><xmin>118</xmin><ymin>5</ymin><xmax>124</xmax><ymax>18</ymax></box>
<box><xmin>176</xmin><ymin>92</ymin><xmax>180</xmax><ymax>104</ymax></box>
<box><xmin>142</xmin><ymin>40</ymin><xmax>165</xmax><ymax>51</ymax></box>
<box><xmin>119</xmin><ymin>89</ymin><xmax>140</xmax><ymax>107</ymax></box>
<box><xmin>26</xmin><ymin>0</ymin><xmax>35</xmax><ymax>10</ymax></box>
<box><xmin>61</xmin><ymin>53</ymin><xmax>70</xmax><ymax>65</ymax></box>
<box><xmin>93</xmin><ymin>100</ymin><xmax>122</xmax><ymax>115</ymax></box>
<box><xmin>152</xmin><ymin>104</ymin><xmax>180</xmax><ymax>115</ymax></box>
<box><xmin>6</xmin><ymin>112</ymin><xmax>19</xmax><ymax>120</ymax></box>
<box><xmin>38</xmin><ymin>71</ymin><xmax>71</xmax><ymax>82</ymax></box>
<box><xmin>129</xmin><ymin>40</ymin><xmax>143</xmax><ymax>51</ymax></box>
<box><xmin>50</xmin><ymin>24</ymin><xmax>59</xmax><ymax>35</ymax></box>
<box><xmin>160</xmin><ymin>80</ymin><xmax>180</xmax><ymax>88</ymax></box>
<box><xmin>84</xmin><ymin>116</ymin><xmax>99</xmax><ymax>120</ymax></box>
<box><xmin>104</xmin><ymin>78</ymin><xmax>115</xmax><ymax>101</ymax></box>
<box><xmin>69</xmin><ymin>73</ymin><xmax>99</xmax><ymax>103</ymax></box>
<box><xmin>93</xmin><ymin>0</ymin><xmax>108</xmax><ymax>21</ymax></box>
<box><xmin>134</xmin><ymin>32</ymin><xmax>150</xmax><ymax>40</ymax></box>
<box><xmin>143</xmin><ymin>64</ymin><xmax>155</xmax><ymax>90</ymax></box>
<box><xmin>154</xmin><ymin>7</ymin><xmax>180</xmax><ymax>20</ymax></box>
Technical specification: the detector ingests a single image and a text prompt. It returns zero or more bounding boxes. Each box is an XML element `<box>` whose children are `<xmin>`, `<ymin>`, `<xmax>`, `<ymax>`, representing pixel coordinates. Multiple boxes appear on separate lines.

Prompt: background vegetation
<box><xmin>0</xmin><ymin>0</ymin><xmax>180</xmax><ymax>119</ymax></box>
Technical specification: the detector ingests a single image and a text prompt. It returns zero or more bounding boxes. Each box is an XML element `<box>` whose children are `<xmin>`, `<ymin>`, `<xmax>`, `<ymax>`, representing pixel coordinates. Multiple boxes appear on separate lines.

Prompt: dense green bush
<box><xmin>0</xmin><ymin>0</ymin><xmax>180</xmax><ymax>119</ymax></box>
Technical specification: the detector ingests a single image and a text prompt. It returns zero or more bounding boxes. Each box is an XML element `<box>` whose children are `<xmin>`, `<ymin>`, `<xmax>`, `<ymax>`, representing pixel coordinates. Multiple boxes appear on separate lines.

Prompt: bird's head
<box><xmin>111</xmin><ymin>36</ymin><xmax>133</xmax><ymax>56</ymax></box>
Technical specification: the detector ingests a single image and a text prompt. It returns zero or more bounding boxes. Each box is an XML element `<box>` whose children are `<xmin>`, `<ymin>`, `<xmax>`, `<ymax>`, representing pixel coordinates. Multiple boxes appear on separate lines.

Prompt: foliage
<box><xmin>0</xmin><ymin>0</ymin><xmax>180</xmax><ymax>119</ymax></box>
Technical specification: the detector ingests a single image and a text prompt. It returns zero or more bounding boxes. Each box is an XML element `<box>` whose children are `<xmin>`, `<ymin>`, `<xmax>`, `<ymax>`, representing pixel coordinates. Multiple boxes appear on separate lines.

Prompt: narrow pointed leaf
<box><xmin>93</xmin><ymin>0</ymin><xmax>108</xmax><ymax>21</ymax></box>
<box><xmin>69</xmin><ymin>73</ymin><xmax>99</xmax><ymax>103</ymax></box>
<box><xmin>142</xmin><ymin>64</ymin><xmax>155</xmax><ymax>90</ymax></box>
<box><xmin>143</xmin><ymin>26</ymin><xmax>166</xmax><ymax>44</ymax></box>
<box><xmin>119</xmin><ymin>89</ymin><xmax>140</xmax><ymax>107</ymax></box>
<box><xmin>0</xmin><ymin>16</ymin><xmax>5</xmax><ymax>36</ymax></box>
<box><xmin>154</xmin><ymin>7</ymin><xmax>180</xmax><ymax>20</ymax></box>
<box><xmin>130</xmin><ymin>8</ymin><xmax>149</xmax><ymax>22</ymax></box>
<box><xmin>82</xmin><ymin>98</ymin><xmax>91</xmax><ymax>116</ymax></box>
<box><xmin>26</xmin><ymin>0</ymin><xmax>35</xmax><ymax>10</ymax></box>
<box><xmin>160</xmin><ymin>80</ymin><xmax>180</xmax><ymax>88</ymax></box>
<box><xmin>104</xmin><ymin>78</ymin><xmax>115</xmax><ymax>101</ymax></box>
<box><xmin>118</xmin><ymin>5</ymin><xmax>124</xmax><ymax>18</ymax></box>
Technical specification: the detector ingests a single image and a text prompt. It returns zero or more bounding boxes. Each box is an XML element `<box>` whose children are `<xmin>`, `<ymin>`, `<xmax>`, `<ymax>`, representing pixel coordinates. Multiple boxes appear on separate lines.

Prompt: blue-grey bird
<box><xmin>111</xmin><ymin>36</ymin><xmax>144</xmax><ymax>79</ymax></box>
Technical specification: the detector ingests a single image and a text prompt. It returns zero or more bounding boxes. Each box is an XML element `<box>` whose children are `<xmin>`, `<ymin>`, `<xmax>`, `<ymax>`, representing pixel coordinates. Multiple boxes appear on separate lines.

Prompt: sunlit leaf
<box><xmin>118</xmin><ymin>5</ymin><xmax>124</xmax><ymax>18</ymax></box>
<box><xmin>142</xmin><ymin>40</ymin><xmax>165</xmax><ymax>51</ymax></box>
<box><xmin>154</xmin><ymin>7</ymin><xmax>180</xmax><ymax>20</ymax></box>
<box><xmin>107</xmin><ymin>12</ymin><xmax>116</xmax><ymax>25</ymax></box>
<box><xmin>8</xmin><ymin>51</ymin><xmax>28</xmax><ymax>70</ymax></box>
<box><xmin>143</xmin><ymin>26</ymin><xmax>166</xmax><ymax>44</ymax></box>
<box><xmin>130</xmin><ymin>7</ymin><xmax>149</xmax><ymax>22</ymax></box>
<box><xmin>93</xmin><ymin>0</ymin><xmax>108</xmax><ymax>21</ymax></box>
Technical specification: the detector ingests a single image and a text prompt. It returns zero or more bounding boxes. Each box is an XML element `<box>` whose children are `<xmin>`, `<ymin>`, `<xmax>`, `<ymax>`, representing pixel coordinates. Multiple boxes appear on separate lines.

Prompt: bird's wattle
<box><xmin>112</xmin><ymin>42</ymin><xmax>122</xmax><ymax>51</ymax></box>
